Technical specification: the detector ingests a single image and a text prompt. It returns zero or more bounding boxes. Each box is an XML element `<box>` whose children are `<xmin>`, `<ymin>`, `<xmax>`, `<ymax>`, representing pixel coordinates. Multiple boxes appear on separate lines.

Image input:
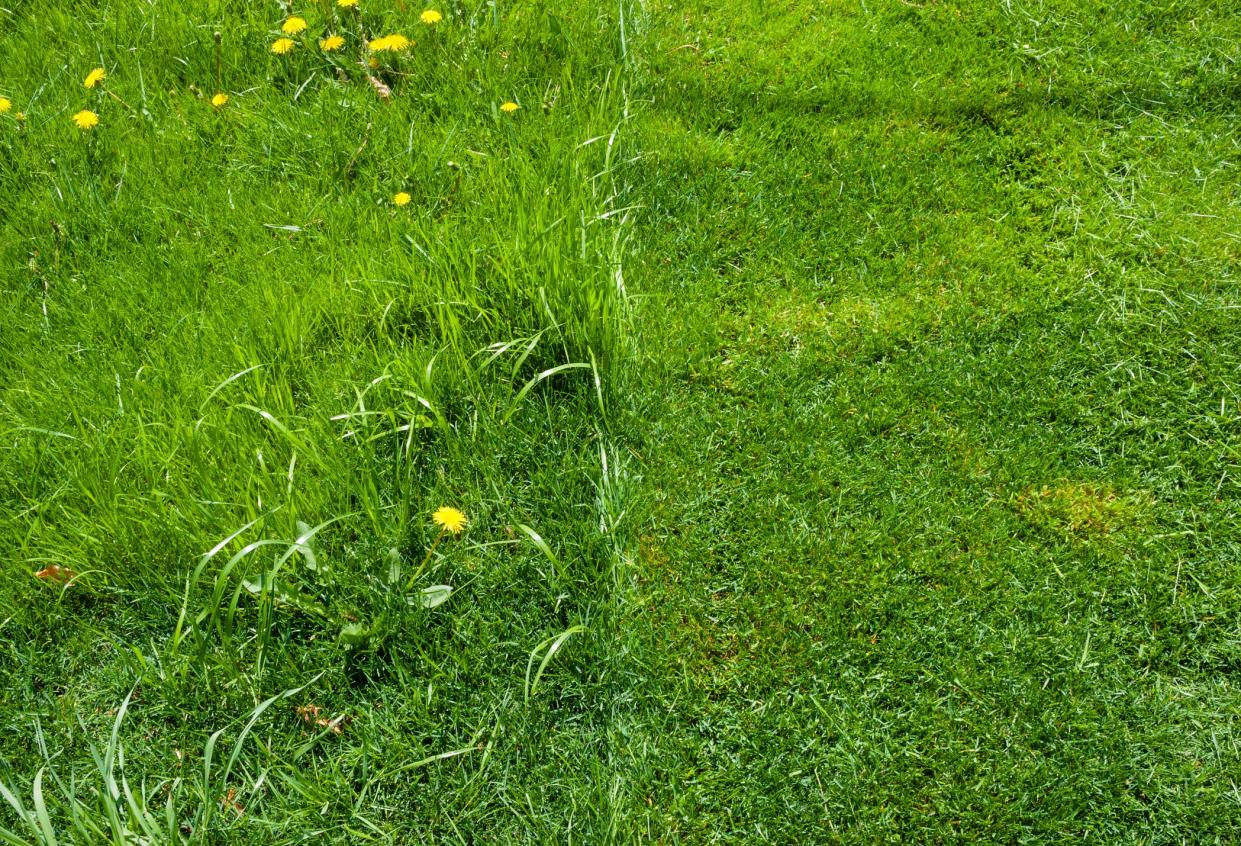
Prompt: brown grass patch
<box><xmin>1015</xmin><ymin>481</ymin><xmax>1148</xmax><ymax>538</ymax></box>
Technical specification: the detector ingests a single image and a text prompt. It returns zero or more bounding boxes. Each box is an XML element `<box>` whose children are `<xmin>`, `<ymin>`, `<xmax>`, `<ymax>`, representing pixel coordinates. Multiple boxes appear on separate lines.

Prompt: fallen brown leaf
<box><xmin>34</xmin><ymin>565</ymin><xmax>77</xmax><ymax>584</ymax></box>
<box><xmin>220</xmin><ymin>787</ymin><xmax>243</xmax><ymax>816</ymax></box>
<box><xmin>295</xmin><ymin>703</ymin><xmax>346</xmax><ymax>735</ymax></box>
<box><xmin>367</xmin><ymin>75</ymin><xmax>392</xmax><ymax>100</ymax></box>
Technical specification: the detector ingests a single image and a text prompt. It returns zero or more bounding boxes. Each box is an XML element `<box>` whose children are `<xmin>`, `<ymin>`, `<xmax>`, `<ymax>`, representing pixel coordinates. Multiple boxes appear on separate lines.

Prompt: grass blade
<box><xmin>525</xmin><ymin>625</ymin><xmax>586</xmax><ymax>701</ymax></box>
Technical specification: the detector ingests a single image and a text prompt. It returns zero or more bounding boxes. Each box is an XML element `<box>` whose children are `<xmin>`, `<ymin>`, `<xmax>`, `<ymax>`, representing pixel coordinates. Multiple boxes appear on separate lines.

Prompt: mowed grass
<box><xmin>628</xmin><ymin>0</ymin><xmax>1241</xmax><ymax>842</ymax></box>
<box><xmin>0</xmin><ymin>2</ymin><xmax>636</xmax><ymax>842</ymax></box>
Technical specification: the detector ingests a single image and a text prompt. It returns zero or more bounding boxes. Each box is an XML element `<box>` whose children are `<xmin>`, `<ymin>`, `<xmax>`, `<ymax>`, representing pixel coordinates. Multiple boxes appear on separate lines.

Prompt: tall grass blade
<box><xmin>525</xmin><ymin>625</ymin><xmax>587</xmax><ymax>702</ymax></box>
<box><xmin>503</xmin><ymin>363</ymin><xmax>591</xmax><ymax>423</ymax></box>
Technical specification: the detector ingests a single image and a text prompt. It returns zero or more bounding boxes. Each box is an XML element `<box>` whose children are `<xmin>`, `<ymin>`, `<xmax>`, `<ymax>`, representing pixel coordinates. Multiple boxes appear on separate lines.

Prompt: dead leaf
<box><xmin>220</xmin><ymin>787</ymin><xmax>244</xmax><ymax>816</ymax></box>
<box><xmin>34</xmin><ymin>565</ymin><xmax>77</xmax><ymax>584</ymax></box>
<box><xmin>295</xmin><ymin>703</ymin><xmax>346</xmax><ymax>735</ymax></box>
<box><xmin>367</xmin><ymin>75</ymin><xmax>392</xmax><ymax>100</ymax></box>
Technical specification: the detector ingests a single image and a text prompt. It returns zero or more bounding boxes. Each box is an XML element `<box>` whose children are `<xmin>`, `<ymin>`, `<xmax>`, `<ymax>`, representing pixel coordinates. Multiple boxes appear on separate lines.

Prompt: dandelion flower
<box><xmin>369</xmin><ymin>33</ymin><xmax>410</xmax><ymax>52</ymax></box>
<box><xmin>84</xmin><ymin>67</ymin><xmax>106</xmax><ymax>89</ymax></box>
<box><xmin>338</xmin><ymin>0</ymin><xmax>358</xmax><ymax>6</ymax></box>
<box><xmin>211</xmin><ymin>92</ymin><xmax>229</xmax><ymax>108</ymax></box>
<box><xmin>393</xmin><ymin>191</ymin><xmax>411</xmax><ymax>207</ymax></box>
<box><xmin>500</xmin><ymin>101</ymin><xmax>519</xmax><ymax>113</ymax></box>
<box><xmin>0</xmin><ymin>97</ymin><xmax>10</xmax><ymax>113</ymax></box>
<box><xmin>432</xmin><ymin>506</ymin><xmax>466</xmax><ymax>535</ymax></box>
<box><xmin>16</xmin><ymin>112</ymin><xmax>25</xmax><ymax>122</ymax></box>
<box><xmin>320</xmin><ymin>34</ymin><xmax>345</xmax><ymax>51</ymax></box>
<box><xmin>282</xmin><ymin>16</ymin><xmax>308</xmax><ymax>35</ymax></box>
<box><xmin>72</xmin><ymin>109</ymin><xmax>99</xmax><ymax>130</ymax></box>
<box><xmin>420</xmin><ymin>9</ymin><xmax>443</xmax><ymax>24</ymax></box>
<box><xmin>272</xmin><ymin>37</ymin><xmax>296</xmax><ymax>55</ymax></box>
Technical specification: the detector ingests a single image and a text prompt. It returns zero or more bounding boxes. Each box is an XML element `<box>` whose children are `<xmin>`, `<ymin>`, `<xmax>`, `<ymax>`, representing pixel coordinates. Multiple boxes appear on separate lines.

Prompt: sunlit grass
<box><xmin>626</xmin><ymin>0</ymin><xmax>1241</xmax><ymax>841</ymax></box>
<box><xmin>5</xmin><ymin>0</ymin><xmax>1239</xmax><ymax>841</ymax></box>
<box><xmin>0</xmin><ymin>1</ymin><xmax>635</xmax><ymax>841</ymax></box>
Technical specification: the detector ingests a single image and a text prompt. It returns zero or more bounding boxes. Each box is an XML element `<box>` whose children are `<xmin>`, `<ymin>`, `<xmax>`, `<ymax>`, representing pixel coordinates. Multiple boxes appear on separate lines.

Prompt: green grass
<box><xmin>626</xmin><ymin>0</ymin><xmax>1241</xmax><ymax>841</ymax></box>
<box><xmin>3</xmin><ymin>0</ymin><xmax>1241</xmax><ymax>842</ymax></box>
<box><xmin>1</xmin><ymin>2</ymin><xmax>635</xmax><ymax>842</ymax></box>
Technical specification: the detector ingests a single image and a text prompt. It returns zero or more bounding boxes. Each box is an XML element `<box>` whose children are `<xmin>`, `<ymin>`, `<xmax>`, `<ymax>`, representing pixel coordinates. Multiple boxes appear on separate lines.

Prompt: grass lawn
<box><xmin>626</xmin><ymin>0</ymin><xmax>1241</xmax><ymax>841</ymax></box>
<box><xmin>3</xmin><ymin>0</ymin><xmax>1241</xmax><ymax>842</ymax></box>
<box><xmin>1</xmin><ymin>2</ymin><xmax>634</xmax><ymax>842</ymax></box>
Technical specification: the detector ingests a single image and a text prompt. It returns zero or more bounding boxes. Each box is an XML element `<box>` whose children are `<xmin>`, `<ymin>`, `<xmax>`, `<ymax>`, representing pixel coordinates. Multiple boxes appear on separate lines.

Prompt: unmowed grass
<box><xmin>1</xmin><ymin>1</ymin><xmax>635</xmax><ymax>842</ymax></box>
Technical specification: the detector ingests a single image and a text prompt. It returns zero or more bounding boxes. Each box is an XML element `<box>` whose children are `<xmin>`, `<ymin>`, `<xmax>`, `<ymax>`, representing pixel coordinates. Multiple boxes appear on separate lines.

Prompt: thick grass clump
<box><xmin>0</xmin><ymin>1</ymin><xmax>635</xmax><ymax>842</ymax></box>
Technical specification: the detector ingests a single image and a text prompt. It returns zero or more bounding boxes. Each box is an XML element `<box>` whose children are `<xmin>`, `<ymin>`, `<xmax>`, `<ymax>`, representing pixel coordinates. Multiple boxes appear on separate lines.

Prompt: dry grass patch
<box><xmin>1015</xmin><ymin>481</ymin><xmax>1150</xmax><ymax>539</ymax></box>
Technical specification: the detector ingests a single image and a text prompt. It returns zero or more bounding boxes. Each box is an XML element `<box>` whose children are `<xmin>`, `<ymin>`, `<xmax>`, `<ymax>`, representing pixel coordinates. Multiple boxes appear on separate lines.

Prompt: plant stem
<box><xmin>405</xmin><ymin>529</ymin><xmax>445</xmax><ymax>591</ymax></box>
<box><xmin>214</xmin><ymin>31</ymin><xmax>223</xmax><ymax>93</ymax></box>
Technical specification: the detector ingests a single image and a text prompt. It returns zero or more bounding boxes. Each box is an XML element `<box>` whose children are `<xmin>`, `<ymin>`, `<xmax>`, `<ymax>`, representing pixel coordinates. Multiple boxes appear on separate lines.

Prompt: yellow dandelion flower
<box><xmin>500</xmin><ymin>101</ymin><xmax>519</xmax><ymax>113</ymax></box>
<box><xmin>393</xmin><ymin>191</ymin><xmax>412</xmax><ymax>207</ymax></box>
<box><xmin>0</xmin><ymin>97</ymin><xmax>11</xmax><ymax>113</ymax></box>
<box><xmin>72</xmin><ymin>109</ymin><xmax>99</xmax><ymax>130</ymax></box>
<box><xmin>420</xmin><ymin>9</ymin><xmax>443</xmax><ymax>24</ymax></box>
<box><xmin>211</xmin><ymin>92</ymin><xmax>229</xmax><ymax>108</ymax></box>
<box><xmin>368</xmin><ymin>57</ymin><xmax>379</xmax><ymax>69</ymax></box>
<box><xmin>272</xmin><ymin>37</ymin><xmax>296</xmax><ymax>55</ymax></box>
<box><xmin>338</xmin><ymin>0</ymin><xmax>358</xmax><ymax>6</ymax></box>
<box><xmin>369</xmin><ymin>33</ymin><xmax>410</xmax><ymax>52</ymax></box>
<box><xmin>84</xmin><ymin>67</ymin><xmax>106</xmax><ymax>89</ymax></box>
<box><xmin>320</xmin><ymin>34</ymin><xmax>345</xmax><ymax>51</ymax></box>
<box><xmin>432</xmin><ymin>506</ymin><xmax>466</xmax><ymax>535</ymax></box>
<box><xmin>16</xmin><ymin>112</ymin><xmax>26</xmax><ymax>122</ymax></box>
<box><xmin>282</xmin><ymin>16</ymin><xmax>308</xmax><ymax>35</ymax></box>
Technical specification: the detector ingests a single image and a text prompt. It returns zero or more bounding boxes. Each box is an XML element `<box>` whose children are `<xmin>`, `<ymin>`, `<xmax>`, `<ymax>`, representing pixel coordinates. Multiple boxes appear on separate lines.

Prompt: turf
<box><xmin>626</xmin><ymin>0</ymin><xmax>1241</xmax><ymax>841</ymax></box>
<box><xmin>2</xmin><ymin>0</ymin><xmax>1240</xmax><ymax>843</ymax></box>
